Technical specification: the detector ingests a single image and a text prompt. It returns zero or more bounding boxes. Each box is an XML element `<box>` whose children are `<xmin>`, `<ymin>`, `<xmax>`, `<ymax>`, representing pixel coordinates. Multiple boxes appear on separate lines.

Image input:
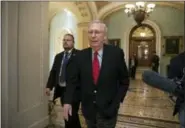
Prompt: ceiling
<box><xmin>95</xmin><ymin>1</ymin><xmax>184</xmax><ymax>11</ymax></box>
<box><xmin>48</xmin><ymin>1</ymin><xmax>184</xmax><ymax>23</ymax></box>
<box><xmin>95</xmin><ymin>1</ymin><xmax>110</xmax><ymax>10</ymax></box>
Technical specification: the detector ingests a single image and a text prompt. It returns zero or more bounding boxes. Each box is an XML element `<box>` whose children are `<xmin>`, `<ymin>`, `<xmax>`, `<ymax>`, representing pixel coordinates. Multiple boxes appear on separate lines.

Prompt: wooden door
<box><xmin>130</xmin><ymin>39</ymin><xmax>155</xmax><ymax>67</ymax></box>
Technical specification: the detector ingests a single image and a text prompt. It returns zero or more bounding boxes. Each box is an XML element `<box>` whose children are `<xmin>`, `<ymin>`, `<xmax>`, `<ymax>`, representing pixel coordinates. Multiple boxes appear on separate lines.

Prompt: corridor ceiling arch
<box><xmin>97</xmin><ymin>2</ymin><xmax>184</xmax><ymax>20</ymax></box>
<box><xmin>49</xmin><ymin>2</ymin><xmax>93</xmax><ymax>24</ymax></box>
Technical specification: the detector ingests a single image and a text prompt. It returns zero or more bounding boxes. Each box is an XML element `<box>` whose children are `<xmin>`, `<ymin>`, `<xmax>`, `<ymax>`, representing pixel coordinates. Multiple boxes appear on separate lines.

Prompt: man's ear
<box><xmin>104</xmin><ymin>36</ymin><xmax>107</xmax><ymax>40</ymax></box>
<box><xmin>103</xmin><ymin>36</ymin><xmax>108</xmax><ymax>44</ymax></box>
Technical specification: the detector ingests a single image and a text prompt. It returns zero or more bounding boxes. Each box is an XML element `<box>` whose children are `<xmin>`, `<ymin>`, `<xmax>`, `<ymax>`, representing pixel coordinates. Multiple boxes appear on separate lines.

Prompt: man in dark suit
<box><xmin>168</xmin><ymin>51</ymin><xmax>185</xmax><ymax>128</ymax></box>
<box><xmin>129</xmin><ymin>54</ymin><xmax>138</xmax><ymax>79</ymax></box>
<box><xmin>63</xmin><ymin>20</ymin><xmax>129</xmax><ymax>128</ymax></box>
<box><xmin>150</xmin><ymin>51</ymin><xmax>160</xmax><ymax>73</ymax></box>
<box><xmin>46</xmin><ymin>33</ymin><xmax>81</xmax><ymax>128</ymax></box>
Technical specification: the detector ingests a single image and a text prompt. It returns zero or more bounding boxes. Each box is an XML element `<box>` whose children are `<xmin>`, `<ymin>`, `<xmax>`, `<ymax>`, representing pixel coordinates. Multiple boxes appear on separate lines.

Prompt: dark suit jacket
<box><xmin>129</xmin><ymin>57</ymin><xmax>138</xmax><ymax>68</ymax></box>
<box><xmin>46</xmin><ymin>48</ymin><xmax>80</xmax><ymax>102</ymax></box>
<box><xmin>168</xmin><ymin>51</ymin><xmax>185</xmax><ymax>115</ymax></box>
<box><xmin>151</xmin><ymin>55</ymin><xmax>159</xmax><ymax>67</ymax></box>
<box><xmin>64</xmin><ymin>44</ymin><xmax>129</xmax><ymax>119</ymax></box>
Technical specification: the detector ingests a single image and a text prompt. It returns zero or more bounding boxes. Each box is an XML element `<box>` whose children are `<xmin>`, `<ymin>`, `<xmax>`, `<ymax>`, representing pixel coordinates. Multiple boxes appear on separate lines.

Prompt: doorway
<box><xmin>129</xmin><ymin>24</ymin><xmax>156</xmax><ymax>67</ymax></box>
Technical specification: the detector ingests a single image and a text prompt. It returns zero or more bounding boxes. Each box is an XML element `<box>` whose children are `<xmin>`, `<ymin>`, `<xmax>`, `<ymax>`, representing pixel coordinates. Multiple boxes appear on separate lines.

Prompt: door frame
<box><xmin>129</xmin><ymin>24</ymin><xmax>156</xmax><ymax>68</ymax></box>
<box><xmin>123</xmin><ymin>19</ymin><xmax>162</xmax><ymax>73</ymax></box>
<box><xmin>130</xmin><ymin>38</ymin><xmax>156</xmax><ymax>67</ymax></box>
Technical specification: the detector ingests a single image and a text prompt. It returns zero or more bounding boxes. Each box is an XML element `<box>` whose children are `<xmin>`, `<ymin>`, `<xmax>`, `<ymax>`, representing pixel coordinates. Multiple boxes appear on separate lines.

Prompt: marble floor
<box><xmin>120</xmin><ymin>79</ymin><xmax>178</xmax><ymax>121</ymax></box>
<box><xmin>46</xmin><ymin>72</ymin><xmax>180</xmax><ymax>128</ymax></box>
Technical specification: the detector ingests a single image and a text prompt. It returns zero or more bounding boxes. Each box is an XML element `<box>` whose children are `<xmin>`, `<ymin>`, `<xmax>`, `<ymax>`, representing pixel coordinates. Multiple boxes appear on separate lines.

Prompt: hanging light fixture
<box><xmin>124</xmin><ymin>2</ymin><xmax>155</xmax><ymax>25</ymax></box>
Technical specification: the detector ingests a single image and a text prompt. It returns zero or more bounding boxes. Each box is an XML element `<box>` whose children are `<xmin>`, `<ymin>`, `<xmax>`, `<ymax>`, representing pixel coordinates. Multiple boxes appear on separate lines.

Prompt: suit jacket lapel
<box><xmin>58</xmin><ymin>52</ymin><xmax>64</xmax><ymax>66</ymax></box>
<box><xmin>85</xmin><ymin>45</ymin><xmax>109</xmax><ymax>85</ymax></box>
<box><xmin>97</xmin><ymin>44</ymin><xmax>108</xmax><ymax>85</ymax></box>
<box><xmin>87</xmin><ymin>48</ymin><xmax>94</xmax><ymax>84</ymax></box>
<box><xmin>56</xmin><ymin>52</ymin><xmax>64</xmax><ymax>82</ymax></box>
<box><xmin>68</xmin><ymin>49</ymin><xmax>76</xmax><ymax>62</ymax></box>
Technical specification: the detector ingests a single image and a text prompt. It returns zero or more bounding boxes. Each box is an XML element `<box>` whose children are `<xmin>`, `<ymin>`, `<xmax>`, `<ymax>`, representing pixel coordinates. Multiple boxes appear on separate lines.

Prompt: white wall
<box><xmin>2</xmin><ymin>2</ymin><xmax>49</xmax><ymax>128</ymax></box>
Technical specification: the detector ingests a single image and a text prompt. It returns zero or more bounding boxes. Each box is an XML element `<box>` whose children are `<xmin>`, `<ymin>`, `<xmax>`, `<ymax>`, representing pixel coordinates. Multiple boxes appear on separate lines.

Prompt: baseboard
<box><xmin>28</xmin><ymin>116</ymin><xmax>49</xmax><ymax>128</ymax></box>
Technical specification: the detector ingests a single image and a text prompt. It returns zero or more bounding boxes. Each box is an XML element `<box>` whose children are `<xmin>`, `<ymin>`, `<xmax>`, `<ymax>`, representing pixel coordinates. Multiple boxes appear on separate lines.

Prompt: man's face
<box><xmin>63</xmin><ymin>35</ymin><xmax>74</xmax><ymax>50</ymax></box>
<box><xmin>88</xmin><ymin>23</ymin><xmax>105</xmax><ymax>48</ymax></box>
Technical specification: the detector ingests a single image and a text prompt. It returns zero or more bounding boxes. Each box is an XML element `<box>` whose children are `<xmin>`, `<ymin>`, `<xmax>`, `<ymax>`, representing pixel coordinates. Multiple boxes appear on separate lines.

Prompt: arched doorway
<box><xmin>49</xmin><ymin>2</ymin><xmax>94</xmax><ymax>69</ymax></box>
<box><xmin>49</xmin><ymin>9</ymin><xmax>78</xmax><ymax>69</ymax></box>
<box><xmin>129</xmin><ymin>24</ymin><xmax>156</xmax><ymax>67</ymax></box>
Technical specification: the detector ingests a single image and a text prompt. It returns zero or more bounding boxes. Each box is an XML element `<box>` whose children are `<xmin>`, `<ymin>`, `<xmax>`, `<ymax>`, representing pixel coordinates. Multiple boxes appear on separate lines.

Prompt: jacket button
<box><xmin>93</xmin><ymin>101</ymin><xmax>96</xmax><ymax>104</ymax></box>
<box><xmin>94</xmin><ymin>90</ymin><xmax>97</xmax><ymax>93</ymax></box>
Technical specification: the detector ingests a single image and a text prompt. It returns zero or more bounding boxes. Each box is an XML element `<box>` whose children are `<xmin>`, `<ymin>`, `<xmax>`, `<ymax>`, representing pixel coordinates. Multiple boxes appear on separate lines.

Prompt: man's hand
<box><xmin>63</xmin><ymin>104</ymin><xmax>72</xmax><ymax>121</ymax></box>
<box><xmin>45</xmin><ymin>88</ymin><xmax>51</xmax><ymax>96</ymax></box>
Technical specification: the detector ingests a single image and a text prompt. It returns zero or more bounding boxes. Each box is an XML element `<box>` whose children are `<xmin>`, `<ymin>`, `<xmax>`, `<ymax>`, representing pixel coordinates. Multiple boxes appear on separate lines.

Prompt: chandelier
<box><xmin>124</xmin><ymin>2</ymin><xmax>155</xmax><ymax>25</ymax></box>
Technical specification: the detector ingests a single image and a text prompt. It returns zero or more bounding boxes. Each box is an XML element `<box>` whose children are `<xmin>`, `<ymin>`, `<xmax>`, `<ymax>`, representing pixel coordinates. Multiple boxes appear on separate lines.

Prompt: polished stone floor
<box><xmin>120</xmin><ymin>79</ymin><xmax>178</xmax><ymax>121</ymax></box>
<box><xmin>46</xmin><ymin>72</ymin><xmax>180</xmax><ymax>128</ymax></box>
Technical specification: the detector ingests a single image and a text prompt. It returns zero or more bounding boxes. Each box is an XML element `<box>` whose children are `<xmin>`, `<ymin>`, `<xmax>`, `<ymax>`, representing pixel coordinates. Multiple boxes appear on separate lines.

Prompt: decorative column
<box><xmin>77</xmin><ymin>21</ymin><xmax>90</xmax><ymax>49</ymax></box>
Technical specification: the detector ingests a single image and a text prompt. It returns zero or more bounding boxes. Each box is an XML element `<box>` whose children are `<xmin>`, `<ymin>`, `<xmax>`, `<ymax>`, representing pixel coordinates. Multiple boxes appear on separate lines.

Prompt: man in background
<box><xmin>46</xmin><ymin>34</ymin><xmax>81</xmax><ymax>128</ymax></box>
<box><xmin>129</xmin><ymin>54</ymin><xmax>138</xmax><ymax>79</ymax></box>
<box><xmin>151</xmin><ymin>51</ymin><xmax>159</xmax><ymax>73</ymax></box>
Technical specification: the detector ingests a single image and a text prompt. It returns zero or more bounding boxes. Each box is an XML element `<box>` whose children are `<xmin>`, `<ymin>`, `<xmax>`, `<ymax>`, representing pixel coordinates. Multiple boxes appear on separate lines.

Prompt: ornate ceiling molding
<box><xmin>87</xmin><ymin>2</ymin><xmax>98</xmax><ymax>19</ymax></box>
<box><xmin>49</xmin><ymin>2</ymin><xmax>92</xmax><ymax>24</ymax></box>
<box><xmin>74</xmin><ymin>2</ymin><xmax>89</xmax><ymax>18</ymax></box>
<box><xmin>98</xmin><ymin>2</ymin><xmax>126</xmax><ymax>20</ymax></box>
<box><xmin>77</xmin><ymin>22</ymin><xmax>90</xmax><ymax>27</ymax></box>
<box><xmin>97</xmin><ymin>2</ymin><xmax>184</xmax><ymax>20</ymax></box>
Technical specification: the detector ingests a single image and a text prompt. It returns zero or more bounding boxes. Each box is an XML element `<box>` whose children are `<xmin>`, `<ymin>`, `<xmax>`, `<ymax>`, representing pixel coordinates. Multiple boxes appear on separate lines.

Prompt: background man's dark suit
<box><xmin>64</xmin><ymin>44</ymin><xmax>129</xmax><ymax>122</ymax></box>
<box><xmin>168</xmin><ymin>51</ymin><xmax>185</xmax><ymax>127</ymax></box>
<box><xmin>46</xmin><ymin>48</ymin><xmax>81</xmax><ymax>128</ymax></box>
<box><xmin>129</xmin><ymin>55</ymin><xmax>138</xmax><ymax>79</ymax></box>
<box><xmin>151</xmin><ymin>52</ymin><xmax>159</xmax><ymax>73</ymax></box>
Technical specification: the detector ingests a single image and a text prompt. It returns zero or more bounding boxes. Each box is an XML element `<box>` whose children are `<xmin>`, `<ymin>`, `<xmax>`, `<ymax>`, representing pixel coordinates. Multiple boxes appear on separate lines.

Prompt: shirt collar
<box><xmin>92</xmin><ymin>48</ymin><xmax>103</xmax><ymax>58</ymax></box>
<box><xmin>64</xmin><ymin>48</ymin><xmax>73</xmax><ymax>55</ymax></box>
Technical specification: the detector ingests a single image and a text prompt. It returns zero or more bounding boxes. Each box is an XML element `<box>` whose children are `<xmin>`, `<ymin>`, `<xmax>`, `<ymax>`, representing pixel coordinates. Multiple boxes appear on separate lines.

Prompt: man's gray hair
<box><xmin>88</xmin><ymin>20</ymin><xmax>108</xmax><ymax>33</ymax></box>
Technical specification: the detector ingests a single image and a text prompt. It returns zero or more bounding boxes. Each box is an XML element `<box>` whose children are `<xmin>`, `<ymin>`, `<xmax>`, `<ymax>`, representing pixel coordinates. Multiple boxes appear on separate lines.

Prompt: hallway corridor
<box><xmin>2</xmin><ymin>2</ymin><xmax>184</xmax><ymax>128</ymax></box>
<box><xmin>50</xmin><ymin>73</ymin><xmax>180</xmax><ymax>128</ymax></box>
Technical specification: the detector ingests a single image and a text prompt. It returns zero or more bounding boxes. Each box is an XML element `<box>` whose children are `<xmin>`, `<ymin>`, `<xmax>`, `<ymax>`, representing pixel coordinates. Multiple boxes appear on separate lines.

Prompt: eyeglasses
<box><xmin>88</xmin><ymin>30</ymin><xmax>103</xmax><ymax>35</ymax></box>
<box><xmin>63</xmin><ymin>39</ymin><xmax>73</xmax><ymax>42</ymax></box>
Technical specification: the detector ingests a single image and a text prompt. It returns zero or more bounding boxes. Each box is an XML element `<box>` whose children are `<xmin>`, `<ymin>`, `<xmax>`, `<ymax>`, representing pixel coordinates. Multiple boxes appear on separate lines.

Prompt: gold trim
<box><xmin>77</xmin><ymin>22</ymin><xmax>90</xmax><ymax>27</ymax></box>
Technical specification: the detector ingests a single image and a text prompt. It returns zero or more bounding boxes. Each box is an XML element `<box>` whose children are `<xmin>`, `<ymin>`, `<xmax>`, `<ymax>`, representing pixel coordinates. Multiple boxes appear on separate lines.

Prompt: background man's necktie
<box><xmin>92</xmin><ymin>51</ymin><xmax>100</xmax><ymax>84</ymax></box>
<box><xmin>60</xmin><ymin>52</ymin><xmax>69</xmax><ymax>83</ymax></box>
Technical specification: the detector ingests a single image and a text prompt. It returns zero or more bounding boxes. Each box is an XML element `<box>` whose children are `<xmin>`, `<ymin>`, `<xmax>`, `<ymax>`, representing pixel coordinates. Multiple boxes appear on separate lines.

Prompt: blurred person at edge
<box><xmin>168</xmin><ymin>51</ymin><xmax>185</xmax><ymax>128</ymax></box>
